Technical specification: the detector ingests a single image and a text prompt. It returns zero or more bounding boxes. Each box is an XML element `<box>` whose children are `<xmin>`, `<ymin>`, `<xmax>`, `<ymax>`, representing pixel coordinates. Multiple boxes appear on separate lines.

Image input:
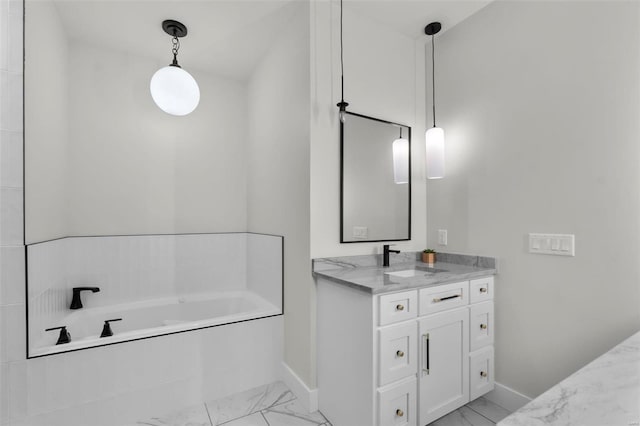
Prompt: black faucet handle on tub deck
<box><xmin>45</xmin><ymin>326</ymin><xmax>71</xmax><ymax>345</ymax></box>
<box><xmin>100</xmin><ymin>318</ymin><xmax>122</xmax><ymax>338</ymax></box>
<box><xmin>69</xmin><ymin>286</ymin><xmax>101</xmax><ymax>310</ymax></box>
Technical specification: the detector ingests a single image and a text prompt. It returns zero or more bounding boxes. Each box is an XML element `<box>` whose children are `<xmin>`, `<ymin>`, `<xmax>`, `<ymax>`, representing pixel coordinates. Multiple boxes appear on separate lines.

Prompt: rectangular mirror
<box><xmin>341</xmin><ymin>112</ymin><xmax>411</xmax><ymax>243</ymax></box>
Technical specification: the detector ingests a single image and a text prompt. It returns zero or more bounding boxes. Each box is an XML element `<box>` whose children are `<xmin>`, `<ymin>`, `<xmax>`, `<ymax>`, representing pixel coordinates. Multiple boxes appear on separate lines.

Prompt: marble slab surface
<box><xmin>312</xmin><ymin>252</ymin><xmax>496</xmax><ymax>294</ymax></box>
<box><xmin>498</xmin><ymin>331</ymin><xmax>640</xmax><ymax>426</ymax></box>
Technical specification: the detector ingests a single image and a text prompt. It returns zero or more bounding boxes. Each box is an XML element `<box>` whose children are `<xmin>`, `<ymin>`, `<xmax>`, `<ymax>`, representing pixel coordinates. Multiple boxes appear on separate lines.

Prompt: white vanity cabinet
<box><xmin>316</xmin><ymin>276</ymin><xmax>495</xmax><ymax>426</ymax></box>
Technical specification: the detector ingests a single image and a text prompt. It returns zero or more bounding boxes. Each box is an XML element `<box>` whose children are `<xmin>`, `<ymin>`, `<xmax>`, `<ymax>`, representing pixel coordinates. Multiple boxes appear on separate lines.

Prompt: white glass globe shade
<box><xmin>150</xmin><ymin>66</ymin><xmax>200</xmax><ymax>116</ymax></box>
<box><xmin>392</xmin><ymin>138</ymin><xmax>409</xmax><ymax>184</ymax></box>
<box><xmin>425</xmin><ymin>127</ymin><xmax>445</xmax><ymax>179</ymax></box>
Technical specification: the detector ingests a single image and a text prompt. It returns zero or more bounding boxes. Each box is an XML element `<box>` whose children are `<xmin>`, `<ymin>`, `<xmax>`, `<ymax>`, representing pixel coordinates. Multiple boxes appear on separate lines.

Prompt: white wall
<box><xmin>310</xmin><ymin>0</ymin><xmax>427</xmax><ymax>259</ymax></box>
<box><xmin>26</xmin><ymin>35</ymin><xmax>249</xmax><ymax>243</ymax></box>
<box><xmin>24</xmin><ymin>0</ymin><xmax>69</xmax><ymax>242</ymax></box>
<box><xmin>246</xmin><ymin>2</ymin><xmax>312</xmax><ymax>387</ymax></box>
<box><xmin>428</xmin><ymin>0</ymin><xmax>640</xmax><ymax>398</ymax></box>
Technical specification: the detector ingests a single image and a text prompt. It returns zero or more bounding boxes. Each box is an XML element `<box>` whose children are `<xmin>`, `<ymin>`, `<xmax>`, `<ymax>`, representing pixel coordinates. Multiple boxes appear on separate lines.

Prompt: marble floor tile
<box><xmin>131</xmin><ymin>403</ymin><xmax>212</xmax><ymax>426</ymax></box>
<box><xmin>206</xmin><ymin>381</ymin><xmax>295</xmax><ymax>425</ymax></box>
<box><xmin>221</xmin><ymin>413</ymin><xmax>268</xmax><ymax>426</ymax></box>
<box><xmin>262</xmin><ymin>399</ymin><xmax>327</xmax><ymax>426</ymax></box>
<box><xmin>466</xmin><ymin>398</ymin><xmax>511</xmax><ymax>423</ymax></box>
<box><xmin>429</xmin><ymin>406</ymin><xmax>496</xmax><ymax>426</ymax></box>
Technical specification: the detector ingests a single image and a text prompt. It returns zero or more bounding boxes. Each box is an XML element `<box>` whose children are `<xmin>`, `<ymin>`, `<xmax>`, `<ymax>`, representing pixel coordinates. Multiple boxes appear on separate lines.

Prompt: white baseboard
<box><xmin>483</xmin><ymin>382</ymin><xmax>532</xmax><ymax>413</ymax></box>
<box><xmin>281</xmin><ymin>362</ymin><xmax>318</xmax><ymax>413</ymax></box>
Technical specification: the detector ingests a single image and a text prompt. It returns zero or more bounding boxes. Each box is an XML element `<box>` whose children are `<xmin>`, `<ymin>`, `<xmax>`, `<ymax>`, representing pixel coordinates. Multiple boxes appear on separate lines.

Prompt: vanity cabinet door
<box><xmin>418</xmin><ymin>308</ymin><xmax>469</xmax><ymax>426</ymax></box>
<box><xmin>378</xmin><ymin>321</ymin><xmax>418</xmax><ymax>386</ymax></box>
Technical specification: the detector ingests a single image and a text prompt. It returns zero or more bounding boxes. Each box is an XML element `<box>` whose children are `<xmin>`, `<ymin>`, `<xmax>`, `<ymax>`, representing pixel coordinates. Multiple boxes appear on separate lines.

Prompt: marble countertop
<box><xmin>499</xmin><ymin>331</ymin><xmax>640</xmax><ymax>426</ymax></box>
<box><xmin>312</xmin><ymin>252</ymin><xmax>496</xmax><ymax>294</ymax></box>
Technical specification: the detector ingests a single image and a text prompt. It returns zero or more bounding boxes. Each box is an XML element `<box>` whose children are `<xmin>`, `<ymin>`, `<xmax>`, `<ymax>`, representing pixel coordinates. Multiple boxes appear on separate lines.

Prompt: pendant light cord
<box><xmin>340</xmin><ymin>0</ymin><xmax>345</xmax><ymax>103</ymax></box>
<box><xmin>431</xmin><ymin>34</ymin><xmax>436</xmax><ymax>128</ymax></box>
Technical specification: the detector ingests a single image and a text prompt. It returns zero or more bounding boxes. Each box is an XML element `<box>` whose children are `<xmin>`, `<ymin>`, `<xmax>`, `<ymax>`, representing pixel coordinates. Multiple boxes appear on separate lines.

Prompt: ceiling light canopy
<box><xmin>150</xmin><ymin>20</ymin><xmax>200</xmax><ymax>116</ymax></box>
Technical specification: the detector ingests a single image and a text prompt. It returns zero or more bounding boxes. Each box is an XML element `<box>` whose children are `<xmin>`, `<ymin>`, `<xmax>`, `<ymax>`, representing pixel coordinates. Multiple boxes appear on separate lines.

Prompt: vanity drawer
<box><xmin>378</xmin><ymin>322</ymin><xmax>418</xmax><ymax>386</ymax></box>
<box><xmin>419</xmin><ymin>281</ymin><xmax>469</xmax><ymax>316</ymax></box>
<box><xmin>469</xmin><ymin>346</ymin><xmax>494</xmax><ymax>400</ymax></box>
<box><xmin>469</xmin><ymin>301</ymin><xmax>494</xmax><ymax>352</ymax></box>
<box><xmin>379</xmin><ymin>290</ymin><xmax>418</xmax><ymax>326</ymax></box>
<box><xmin>377</xmin><ymin>378</ymin><xmax>417</xmax><ymax>426</ymax></box>
<box><xmin>470</xmin><ymin>277</ymin><xmax>493</xmax><ymax>304</ymax></box>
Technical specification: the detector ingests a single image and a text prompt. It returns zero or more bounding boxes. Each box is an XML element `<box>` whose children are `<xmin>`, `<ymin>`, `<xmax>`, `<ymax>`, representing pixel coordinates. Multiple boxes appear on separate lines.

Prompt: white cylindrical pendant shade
<box><xmin>150</xmin><ymin>66</ymin><xmax>200</xmax><ymax>116</ymax></box>
<box><xmin>425</xmin><ymin>127</ymin><xmax>445</xmax><ymax>179</ymax></box>
<box><xmin>392</xmin><ymin>138</ymin><xmax>409</xmax><ymax>184</ymax></box>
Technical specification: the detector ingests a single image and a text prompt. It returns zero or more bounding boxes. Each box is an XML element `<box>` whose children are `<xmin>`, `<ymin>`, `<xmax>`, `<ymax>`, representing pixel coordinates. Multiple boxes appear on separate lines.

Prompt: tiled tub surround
<box><xmin>498</xmin><ymin>330</ymin><xmax>640</xmax><ymax>426</ymax></box>
<box><xmin>27</xmin><ymin>232</ymin><xmax>283</xmax><ymax>356</ymax></box>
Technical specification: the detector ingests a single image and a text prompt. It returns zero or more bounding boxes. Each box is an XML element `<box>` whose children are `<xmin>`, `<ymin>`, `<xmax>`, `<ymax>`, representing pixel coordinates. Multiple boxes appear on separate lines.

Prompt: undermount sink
<box><xmin>385</xmin><ymin>267</ymin><xmax>448</xmax><ymax>278</ymax></box>
<box><xmin>385</xmin><ymin>269</ymin><xmax>421</xmax><ymax>278</ymax></box>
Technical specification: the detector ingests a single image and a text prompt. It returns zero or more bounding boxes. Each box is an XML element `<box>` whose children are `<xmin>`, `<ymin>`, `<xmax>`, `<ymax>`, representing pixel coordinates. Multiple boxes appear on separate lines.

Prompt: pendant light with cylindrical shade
<box><xmin>425</xmin><ymin>22</ymin><xmax>445</xmax><ymax>179</ymax></box>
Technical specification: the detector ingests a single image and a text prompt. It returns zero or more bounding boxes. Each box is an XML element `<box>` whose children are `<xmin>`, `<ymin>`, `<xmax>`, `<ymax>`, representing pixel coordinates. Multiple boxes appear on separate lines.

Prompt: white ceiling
<box><xmin>344</xmin><ymin>0</ymin><xmax>492</xmax><ymax>40</ymax></box>
<box><xmin>50</xmin><ymin>0</ymin><xmax>492</xmax><ymax>81</ymax></box>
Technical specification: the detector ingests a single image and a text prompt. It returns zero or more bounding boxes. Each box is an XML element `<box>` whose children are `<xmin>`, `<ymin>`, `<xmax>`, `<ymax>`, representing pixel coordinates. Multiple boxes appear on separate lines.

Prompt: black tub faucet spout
<box><xmin>70</xmin><ymin>287</ymin><xmax>100</xmax><ymax>309</ymax></box>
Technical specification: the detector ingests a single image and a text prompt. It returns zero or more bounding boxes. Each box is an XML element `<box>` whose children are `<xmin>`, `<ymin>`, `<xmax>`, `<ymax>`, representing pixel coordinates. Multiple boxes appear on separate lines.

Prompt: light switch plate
<box><xmin>438</xmin><ymin>229</ymin><xmax>447</xmax><ymax>245</ymax></box>
<box><xmin>529</xmin><ymin>233</ymin><xmax>575</xmax><ymax>256</ymax></box>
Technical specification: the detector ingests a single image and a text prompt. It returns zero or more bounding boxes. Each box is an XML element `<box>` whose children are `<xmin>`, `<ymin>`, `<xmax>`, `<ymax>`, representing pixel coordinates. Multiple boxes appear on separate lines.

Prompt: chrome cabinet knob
<box><xmin>480</xmin><ymin>371</ymin><xmax>488</xmax><ymax>378</ymax></box>
<box><xmin>480</xmin><ymin>324</ymin><xmax>487</xmax><ymax>330</ymax></box>
<box><xmin>396</xmin><ymin>409</ymin><xmax>404</xmax><ymax>417</ymax></box>
<box><xmin>396</xmin><ymin>304</ymin><xmax>405</xmax><ymax>311</ymax></box>
<box><xmin>396</xmin><ymin>350</ymin><xmax>404</xmax><ymax>358</ymax></box>
<box><xmin>480</xmin><ymin>287</ymin><xmax>488</xmax><ymax>293</ymax></box>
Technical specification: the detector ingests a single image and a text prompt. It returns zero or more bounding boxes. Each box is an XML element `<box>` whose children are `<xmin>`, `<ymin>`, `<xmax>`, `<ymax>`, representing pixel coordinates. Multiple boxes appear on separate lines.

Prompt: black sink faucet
<box><xmin>70</xmin><ymin>287</ymin><xmax>100</xmax><ymax>309</ymax></box>
<box><xmin>383</xmin><ymin>244</ymin><xmax>400</xmax><ymax>267</ymax></box>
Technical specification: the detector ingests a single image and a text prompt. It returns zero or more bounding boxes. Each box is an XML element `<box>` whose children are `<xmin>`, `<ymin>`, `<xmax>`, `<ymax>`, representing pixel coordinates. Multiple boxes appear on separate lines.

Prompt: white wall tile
<box><xmin>0</xmin><ymin>187</ymin><xmax>23</xmax><ymax>246</ymax></box>
<box><xmin>0</xmin><ymin>71</ymin><xmax>21</xmax><ymax>131</ymax></box>
<box><xmin>0</xmin><ymin>70</ymin><xmax>8</xmax><ymax>130</ymax></box>
<box><xmin>0</xmin><ymin>246</ymin><xmax>24</xmax><ymax>305</ymax></box>
<box><xmin>7</xmin><ymin>71</ymin><xmax>21</xmax><ymax>131</ymax></box>
<box><xmin>7</xmin><ymin>360</ymin><xmax>27</xmax><ymax>421</ymax></box>
<box><xmin>1</xmin><ymin>361</ymin><xmax>9</xmax><ymax>422</ymax></box>
<box><xmin>247</xmin><ymin>233</ymin><xmax>283</xmax><ymax>311</ymax></box>
<box><xmin>8</xmin><ymin>12</ymin><xmax>21</xmax><ymax>74</ymax></box>
<box><xmin>1</xmin><ymin>130</ymin><xmax>23</xmax><ymax>188</ymax></box>
<box><xmin>7</xmin><ymin>0</ymin><xmax>21</xmax><ymax>17</ymax></box>
<box><xmin>25</xmin><ymin>356</ymin><xmax>46</xmax><ymax>416</ymax></box>
<box><xmin>0</xmin><ymin>0</ymin><xmax>8</xmax><ymax>72</ymax></box>
<box><xmin>0</xmin><ymin>303</ymin><xmax>25</xmax><ymax>362</ymax></box>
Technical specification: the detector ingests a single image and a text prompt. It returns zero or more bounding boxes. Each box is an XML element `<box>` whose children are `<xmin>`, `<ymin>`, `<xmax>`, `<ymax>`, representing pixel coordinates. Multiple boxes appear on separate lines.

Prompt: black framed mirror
<box><xmin>340</xmin><ymin>111</ymin><xmax>411</xmax><ymax>243</ymax></box>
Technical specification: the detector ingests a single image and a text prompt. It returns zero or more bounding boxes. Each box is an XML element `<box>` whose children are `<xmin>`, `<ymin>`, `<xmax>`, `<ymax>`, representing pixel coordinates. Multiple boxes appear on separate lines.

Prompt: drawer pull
<box><xmin>422</xmin><ymin>333</ymin><xmax>430</xmax><ymax>374</ymax></box>
<box><xmin>480</xmin><ymin>287</ymin><xmax>488</xmax><ymax>293</ymax></box>
<box><xmin>480</xmin><ymin>371</ymin><xmax>488</xmax><ymax>378</ymax></box>
<box><xmin>396</xmin><ymin>350</ymin><xmax>404</xmax><ymax>358</ymax></box>
<box><xmin>396</xmin><ymin>304</ymin><xmax>405</xmax><ymax>311</ymax></box>
<box><xmin>480</xmin><ymin>323</ymin><xmax>487</xmax><ymax>330</ymax></box>
<box><xmin>432</xmin><ymin>294</ymin><xmax>461</xmax><ymax>303</ymax></box>
<box><xmin>396</xmin><ymin>409</ymin><xmax>404</xmax><ymax>417</ymax></box>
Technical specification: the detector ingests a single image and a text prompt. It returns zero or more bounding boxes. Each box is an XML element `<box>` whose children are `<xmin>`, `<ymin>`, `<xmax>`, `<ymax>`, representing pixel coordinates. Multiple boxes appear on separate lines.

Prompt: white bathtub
<box><xmin>32</xmin><ymin>290</ymin><xmax>281</xmax><ymax>357</ymax></box>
